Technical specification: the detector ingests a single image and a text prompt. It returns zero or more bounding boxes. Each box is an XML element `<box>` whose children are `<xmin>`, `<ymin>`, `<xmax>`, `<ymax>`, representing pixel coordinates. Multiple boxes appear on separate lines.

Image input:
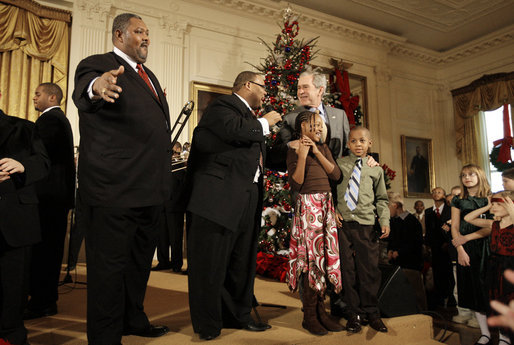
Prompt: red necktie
<box><xmin>136</xmin><ymin>64</ymin><xmax>159</xmax><ymax>100</ymax></box>
<box><xmin>435</xmin><ymin>208</ymin><xmax>441</xmax><ymax>218</ymax></box>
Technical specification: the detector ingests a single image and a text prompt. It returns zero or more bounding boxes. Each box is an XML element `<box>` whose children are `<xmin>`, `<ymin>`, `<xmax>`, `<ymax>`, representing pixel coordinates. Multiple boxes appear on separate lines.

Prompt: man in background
<box><xmin>24</xmin><ymin>83</ymin><xmax>75</xmax><ymax>320</ymax></box>
<box><xmin>413</xmin><ymin>200</ymin><xmax>426</xmax><ymax>237</ymax></box>
<box><xmin>269</xmin><ymin>66</ymin><xmax>350</xmax><ymax>169</ymax></box>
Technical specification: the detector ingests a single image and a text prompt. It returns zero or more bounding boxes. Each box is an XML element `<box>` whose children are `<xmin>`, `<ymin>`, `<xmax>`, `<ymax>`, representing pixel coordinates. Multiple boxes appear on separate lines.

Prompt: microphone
<box><xmin>263</xmin><ymin>104</ymin><xmax>274</xmax><ymax>114</ymax></box>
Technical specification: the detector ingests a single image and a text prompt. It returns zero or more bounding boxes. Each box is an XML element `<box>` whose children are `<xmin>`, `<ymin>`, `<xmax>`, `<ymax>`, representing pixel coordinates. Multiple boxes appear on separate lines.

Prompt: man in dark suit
<box><xmin>24</xmin><ymin>83</ymin><xmax>75</xmax><ymax>320</ymax></box>
<box><xmin>425</xmin><ymin>187</ymin><xmax>454</xmax><ymax>308</ymax></box>
<box><xmin>72</xmin><ymin>13</ymin><xmax>171</xmax><ymax>344</ymax></box>
<box><xmin>268</xmin><ymin>66</ymin><xmax>350</xmax><ymax>170</ymax></box>
<box><xmin>0</xmin><ymin>97</ymin><xmax>49</xmax><ymax>345</ymax></box>
<box><xmin>186</xmin><ymin>71</ymin><xmax>282</xmax><ymax>341</ymax></box>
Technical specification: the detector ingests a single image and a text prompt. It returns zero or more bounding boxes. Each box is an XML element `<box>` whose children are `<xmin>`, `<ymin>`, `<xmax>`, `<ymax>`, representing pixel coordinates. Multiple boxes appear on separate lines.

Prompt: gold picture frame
<box><xmin>401</xmin><ymin>135</ymin><xmax>435</xmax><ymax>198</ymax></box>
<box><xmin>189</xmin><ymin>81</ymin><xmax>232</xmax><ymax>138</ymax></box>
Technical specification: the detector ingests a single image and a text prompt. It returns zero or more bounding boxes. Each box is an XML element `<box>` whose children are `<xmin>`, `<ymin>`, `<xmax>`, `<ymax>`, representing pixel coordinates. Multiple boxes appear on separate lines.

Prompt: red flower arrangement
<box><xmin>381</xmin><ymin>163</ymin><xmax>396</xmax><ymax>190</ymax></box>
<box><xmin>256</xmin><ymin>251</ymin><xmax>288</xmax><ymax>282</ymax></box>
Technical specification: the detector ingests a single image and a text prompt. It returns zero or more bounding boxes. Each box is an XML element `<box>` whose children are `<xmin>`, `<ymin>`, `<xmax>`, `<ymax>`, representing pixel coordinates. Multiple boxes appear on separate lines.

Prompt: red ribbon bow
<box><xmin>492</xmin><ymin>104</ymin><xmax>513</xmax><ymax>164</ymax></box>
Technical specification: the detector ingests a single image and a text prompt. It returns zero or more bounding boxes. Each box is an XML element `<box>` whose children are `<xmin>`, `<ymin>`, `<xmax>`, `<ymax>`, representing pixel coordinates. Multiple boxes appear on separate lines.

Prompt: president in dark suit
<box><xmin>186</xmin><ymin>71</ymin><xmax>282</xmax><ymax>341</ymax></box>
<box><xmin>0</xmin><ymin>103</ymin><xmax>49</xmax><ymax>345</ymax></box>
<box><xmin>72</xmin><ymin>13</ymin><xmax>171</xmax><ymax>344</ymax></box>
<box><xmin>24</xmin><ymin>83</ymin><xmax>75</xmax><ymax>320</ymax></box>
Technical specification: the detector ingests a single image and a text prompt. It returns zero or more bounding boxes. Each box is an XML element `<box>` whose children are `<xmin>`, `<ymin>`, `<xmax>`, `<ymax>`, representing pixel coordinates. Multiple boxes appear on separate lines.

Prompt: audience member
<box><xmin>286</xmin><ymin>111</ymin><xmax>343</xmax><ymax>335</ymax></box>
<box><xmin>413</xmin><ymin>200</ymin><xmax>426</xmax><ymax>236</ymax></box>
<box><xmin>0</xmin><ymin>92</ymin><xmax>50</xmax><ymax>345</ymax></box>
<box><xmin>454</xmin><ymin>190</ymin><xmax>514</xmax><ymax>344</ymax></box>
<box><xmin>388</xmin><ymin>192</ymin><xmax>426</xmax><ymax>311</ymax></box>
<box><xmin>186</xmin><ymin>71</ymin><xmax>281</xmax><ymax>340</ymax></box>
<box><xmin>334</xmin><ymin>126</ymin><xmax>390</xmax><ymax>333</ymax></box>
<box><xmin>24</xmin><ymin>83</ymin><xmax>75</xmax><ymax>320</ymax></box>
<box><xmin>451</xmin><ymin>164</ymin><xmax>492</xmax><ymax>343</ymax></box>
<box><xmin>503</xmin><ymin>168</ymin><xmax>514</xmax><ymax>191</ymax></box>
<box><xmin>72</xmin><ymin>13</ymin><xmax>171</xmax><ymax>343</ymax></box>
<box><xmin>425</xmin><ymin>187</ymin><xmax>454</xmax><ymax>309</ymax></box>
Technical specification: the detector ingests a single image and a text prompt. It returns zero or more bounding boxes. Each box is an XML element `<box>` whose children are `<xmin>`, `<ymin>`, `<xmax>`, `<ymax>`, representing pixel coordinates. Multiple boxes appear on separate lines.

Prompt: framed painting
<box><xmin>189</xmin><ymin>81</ymin><xmax>232</xmax><ymax>137</ymax></box>
<box><xmin>401</xmin><ymin>135</ymin><xmax>435</xmax><ymax>198</ymax></box>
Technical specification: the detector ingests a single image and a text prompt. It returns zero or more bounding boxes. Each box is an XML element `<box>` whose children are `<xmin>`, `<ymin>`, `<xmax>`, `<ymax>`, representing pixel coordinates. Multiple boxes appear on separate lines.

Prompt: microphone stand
<box><xmin>60</xmin><ymin>146</ymin><xmax>87</xmax><ymax>286</ymax></box>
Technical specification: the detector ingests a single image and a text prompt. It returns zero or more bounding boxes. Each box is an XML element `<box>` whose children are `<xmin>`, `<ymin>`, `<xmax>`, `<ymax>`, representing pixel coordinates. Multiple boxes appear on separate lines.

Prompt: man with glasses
<box><xmin>186</xmin><ymin>71</ymin><xmax>281</xmax><ymax>341</ymax></box>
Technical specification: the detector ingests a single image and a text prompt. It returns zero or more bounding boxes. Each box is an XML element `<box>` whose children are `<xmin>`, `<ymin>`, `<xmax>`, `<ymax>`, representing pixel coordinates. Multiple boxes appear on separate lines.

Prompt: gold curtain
<box><xmin>451</xmin><ymin>72</ymin><xmax>514</xmax><ymax>166</ymax></box>
<box><xmin>0</xmin><ymin>1</ymin><xmax>71</xmax><ymax>122</ymax></box>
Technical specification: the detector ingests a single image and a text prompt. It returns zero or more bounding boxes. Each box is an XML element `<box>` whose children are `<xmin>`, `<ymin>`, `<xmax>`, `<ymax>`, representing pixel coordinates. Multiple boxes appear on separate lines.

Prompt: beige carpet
<box><xmin>26</xmin><ymin>263</ymin><xmax>441</xmax><ymax>345</ymax></box>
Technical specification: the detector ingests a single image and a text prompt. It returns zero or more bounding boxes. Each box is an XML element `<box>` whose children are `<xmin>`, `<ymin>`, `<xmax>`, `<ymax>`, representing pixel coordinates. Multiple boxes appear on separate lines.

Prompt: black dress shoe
<box><xmin>368</xmin><ymin>317</ymin><xmax>388</xmax><ymax>333</ymax></box>
<box><xmin>151</xmin><ymin>263</ymin><xmax>172</xmax><ymax>271</ymax></box>
<box><xmin>346</xmin><ymin>315</ymin><xmax>361</xmax><ymax>333</ymax></box>
<box><xmin>23</xmin><ymin>305</ymin><xmax>58</xmax><ymax>320</ymax></box>
<box><xmin>244</xmin><ymin>320</ymin><xmax>271</xmax><ymax>332</ymax></box>
<box><xmin>199</xmin><ymin>331</ymin><xmax>220</xmax><ymax>341</ymax></box>
<box><xmin>125</xmin><ymin>325</ymin><xmax>169</xmax><ymax>337</ymax></box>
<box><xmin>359</xmin><ymin>315</ymin><xmax>369</xmax><ymax>326</ymax></box>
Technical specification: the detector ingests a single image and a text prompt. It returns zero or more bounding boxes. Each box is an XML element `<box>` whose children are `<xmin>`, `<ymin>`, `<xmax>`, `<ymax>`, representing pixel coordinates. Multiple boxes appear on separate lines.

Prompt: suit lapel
<box><xmin>112</xmin><ymin>54</ymin><xmax>170</xmax><ymax>128</ymax></box>
<box><xmin>113</xmin><ymin>54</ymin><xmax>161</xmax><ymax>105</ymax></box>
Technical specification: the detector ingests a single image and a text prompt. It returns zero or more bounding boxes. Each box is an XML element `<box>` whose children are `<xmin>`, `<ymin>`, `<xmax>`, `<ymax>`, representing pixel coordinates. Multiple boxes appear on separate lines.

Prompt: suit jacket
<box><xmin>72</xmin><ymin>52</ymin><xmax>172</xmax><ymax>208</ymax></box>
<box><xmin>186</xmin><ymin>94</ymin><xmax>265</xmax><ymax>231</ymax></box>
<box><xmin>268</xmin><ymin>104</ymin><xmax>350</xmax><ymax>170</ymax></box>
<box><xmin>35</xmin><ymin>107</ymin><xmax>75</xmax><ymax>208</ymax></box>
<box><xmin>425</xmin><ymin>204</ymin><xmax>452</xmax><ymax>251</ymax></box>
<box><xmin>388</xmin><ymin>213</ymin><xmax>424</xmax><ymax>271</ymax></box>
<box><xmin>0</xmin><ymin>110</ymin><xmax>50</xmax><ymax>247</ymax></box>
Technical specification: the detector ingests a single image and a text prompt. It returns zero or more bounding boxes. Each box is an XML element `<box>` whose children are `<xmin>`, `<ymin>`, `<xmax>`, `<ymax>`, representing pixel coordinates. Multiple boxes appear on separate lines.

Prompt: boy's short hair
<box><xmin>502</xmin><ymin>168</ymin><xmax>514</xmax><ymax>180</ymax></box>
<box><xmin>349</xmin><ymin>126</ymin><xmax>371</xmax><ymax>139</ymax></box>
<box><xmin>387</xmin><ymin>191</ymin><xmax>403</xmax><ymax>207</ymax></box>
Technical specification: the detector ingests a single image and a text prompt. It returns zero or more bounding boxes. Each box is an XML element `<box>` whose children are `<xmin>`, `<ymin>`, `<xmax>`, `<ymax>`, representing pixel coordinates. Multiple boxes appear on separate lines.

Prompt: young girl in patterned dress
<box><xmin>286</xmin><ymin>111</ymin><xmax>343</xmax><ymax>335</ymax></box>
<box><xmin>454</xmin><ymin>190</ymin><xmax>514</xmax><ymax>345</ymax></box>
<box><xmin>451</xmin><ymin>164</ymin><xmax>492</xmax><ymax>345</ymax></box>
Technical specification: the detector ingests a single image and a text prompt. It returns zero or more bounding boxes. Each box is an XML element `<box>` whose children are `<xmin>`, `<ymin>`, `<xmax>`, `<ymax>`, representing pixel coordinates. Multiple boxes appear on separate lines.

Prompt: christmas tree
<box><xmin>251</xmin><ymin>8</ymin><xmax>318</xmax><ymax>282</ymax></box>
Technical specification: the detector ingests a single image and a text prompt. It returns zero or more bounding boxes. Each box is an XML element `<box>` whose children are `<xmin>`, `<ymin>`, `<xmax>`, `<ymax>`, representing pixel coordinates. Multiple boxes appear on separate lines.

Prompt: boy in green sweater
<box><xmin>335</xmin><ymin>126</ymin><xmax>390</xmax><ymax>333</ymax></box>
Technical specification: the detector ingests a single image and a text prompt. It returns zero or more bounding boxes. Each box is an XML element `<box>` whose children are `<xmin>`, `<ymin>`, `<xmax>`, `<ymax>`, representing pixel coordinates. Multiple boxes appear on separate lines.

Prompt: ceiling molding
<box><xmin>199</xmin><ymin>0</ymin><xmax>513</xmax><ymax>66</ymax></box>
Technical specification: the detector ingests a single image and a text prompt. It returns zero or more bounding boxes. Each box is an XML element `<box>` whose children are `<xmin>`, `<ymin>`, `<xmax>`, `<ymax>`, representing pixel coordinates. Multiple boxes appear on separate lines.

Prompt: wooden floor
<box><xmin>24</xmin><ymin>263</ymin><xmax>481</xmax><ymax>344</ymax></box>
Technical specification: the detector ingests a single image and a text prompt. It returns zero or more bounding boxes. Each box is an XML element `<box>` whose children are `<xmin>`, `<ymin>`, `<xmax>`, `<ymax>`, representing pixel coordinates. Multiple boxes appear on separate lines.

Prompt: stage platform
<box><xmin>26</xmin><ymin>263</ymin><xmax>443</xmax><ymax>344</ymax></box>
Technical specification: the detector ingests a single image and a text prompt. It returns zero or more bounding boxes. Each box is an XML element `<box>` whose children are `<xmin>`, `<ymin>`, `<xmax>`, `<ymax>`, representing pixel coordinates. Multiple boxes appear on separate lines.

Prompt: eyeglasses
<box><xmin>249</xmin><ymin>80</ymin><xmax>266</xmax><ymax>90</ymax></box>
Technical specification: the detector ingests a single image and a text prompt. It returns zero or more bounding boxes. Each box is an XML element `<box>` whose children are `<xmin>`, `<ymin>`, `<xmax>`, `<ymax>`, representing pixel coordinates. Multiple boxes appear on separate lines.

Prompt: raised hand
<box><xmin>92</xmin><ymin>65</ymin><xmax>125</xmax><ymax>103</ymax></box>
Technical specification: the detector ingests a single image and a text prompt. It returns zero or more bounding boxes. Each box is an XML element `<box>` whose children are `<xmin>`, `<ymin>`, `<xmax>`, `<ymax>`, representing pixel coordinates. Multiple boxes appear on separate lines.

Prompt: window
<box><xmin>484</xmin><ymin>105</ymin><xmax>512</xmax><ymax>192</ymax></box>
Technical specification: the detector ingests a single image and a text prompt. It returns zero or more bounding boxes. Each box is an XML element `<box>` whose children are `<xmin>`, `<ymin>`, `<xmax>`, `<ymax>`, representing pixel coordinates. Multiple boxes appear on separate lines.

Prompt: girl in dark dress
<box><xmin>454</xmin><ymin>190</ymin><xmax>514</xmax><ymax>345</ymax></box>
<box><xmin>451</xmin><ymin>164</ymin><xmax>492</xmax><ymax>345</ymax></box>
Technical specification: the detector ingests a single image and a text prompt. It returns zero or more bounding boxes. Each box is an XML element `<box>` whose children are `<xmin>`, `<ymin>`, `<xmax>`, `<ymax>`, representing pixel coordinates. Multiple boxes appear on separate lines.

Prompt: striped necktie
<box><xmin>345</xmin><ymin>158</ymin><xmax>362</xmax><ymax>211</ymax></box>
